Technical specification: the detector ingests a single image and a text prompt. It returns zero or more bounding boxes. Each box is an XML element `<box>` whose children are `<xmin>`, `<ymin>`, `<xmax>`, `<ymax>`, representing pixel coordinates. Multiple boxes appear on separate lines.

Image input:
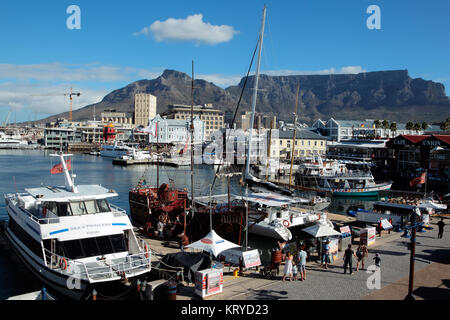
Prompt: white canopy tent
<box><xmin>302</xmin><ymin>223</ymin><xmax>341</xmax><ymax>238</ymax></box>
<box><xmin>185</xmin><ymin>230</ymin><xmax>240</xmax><ymax>257</ymax></box>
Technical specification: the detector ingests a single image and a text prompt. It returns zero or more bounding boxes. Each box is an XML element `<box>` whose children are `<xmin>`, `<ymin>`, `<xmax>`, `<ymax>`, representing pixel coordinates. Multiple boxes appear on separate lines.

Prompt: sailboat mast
<box><xmin>289</xmin><ymin>84</ymin><xmax>300</xmax><ymax>189</ymax></box>
<box><xmin>245</xmin><ymin>5</ymin><xmax>267</xmax><ymax>179</ymax></box>
<box><xmin>190</xmin><ymin>60</ymin><xmax>196</xmax><ymax>218</ymax></box>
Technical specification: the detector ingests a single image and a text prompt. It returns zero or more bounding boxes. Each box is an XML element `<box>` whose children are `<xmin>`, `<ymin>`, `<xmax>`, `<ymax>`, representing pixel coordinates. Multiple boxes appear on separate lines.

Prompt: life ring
<box><xmin>144</xmin><ymin>244</ymin><xmax>149</xmax><ymax>258</ymax></box>
<box><xmin>283</xmin><ymin>220</ymin><xmax>290</xmax><ymax>227</ymax></box>
<box><xmin>59</xmin><ymin>258</ymin><xmax>67</xmax><ymax>270</ymax></box>
<box><xmin>317</xmin><ymin>213</ymin><xmax>321</xmax><ymax>220</ymax></box>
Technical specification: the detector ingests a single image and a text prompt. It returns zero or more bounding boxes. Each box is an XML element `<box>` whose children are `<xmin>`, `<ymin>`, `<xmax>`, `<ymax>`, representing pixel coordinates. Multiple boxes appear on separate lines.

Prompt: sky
<box><xmin>0</xmin><ymin>0</ymin><xmax>449</xmax><ymax>122</ymax></box>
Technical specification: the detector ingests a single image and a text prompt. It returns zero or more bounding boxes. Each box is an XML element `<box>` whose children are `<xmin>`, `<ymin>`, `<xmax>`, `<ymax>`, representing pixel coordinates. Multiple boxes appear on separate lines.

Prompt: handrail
<box><xmin>42</xmin><ymin>247</ymin><xmax>151</xmax><ymax>283</ymax></box>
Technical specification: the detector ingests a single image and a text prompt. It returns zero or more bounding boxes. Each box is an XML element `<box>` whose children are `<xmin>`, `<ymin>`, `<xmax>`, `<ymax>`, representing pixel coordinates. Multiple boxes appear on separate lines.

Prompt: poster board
<box><xmin>242</xmin><ymin>249</ymin><xmax>261</xmax><ymax>268</ymax></box>
<box><xmin>194</xmin><ymin>269</ymin><xmax>223</xmax><ymax>299</ymax></box>
<box><xmin>360</xmin><ymin>227</ymin><xmax>376</xmax><ymax>246</ymax></box>
<box><xmin>340</xmin><ymin>226</ymin><xmax>351</xmax><ymax>236</ymax></box>
<box><xmin>328</xmin><ymin>238</ymin><xmax>339</xmax><ymax>262</ymax></box>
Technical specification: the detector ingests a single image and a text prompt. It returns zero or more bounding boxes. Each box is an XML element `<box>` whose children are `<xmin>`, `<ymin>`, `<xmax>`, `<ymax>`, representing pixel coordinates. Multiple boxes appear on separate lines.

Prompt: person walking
<box><xmin>356</xmin><ymin>244</ymin><xmax>368</xmax><ymax>271</ymax></box>
<box><xmin>321</xmin><ymin>239</ymin><xmax>330</xmax><ymax>269</ymax></box>
<box><xmin>292</xmin><ymin>263</ymin><xmax>298</xmax><ymax>281</ymax></box>
<box><xmin>373</xmin><ymin>253</ymin><xmax>381</xmax><ymax>269</ymax></box>
<box><xmin>282</xmin><ymin>253</ymin><xmax>293</xmax><ymax>282</ymax></box>
<box><xmin>343</xmin><ymin>244</ymin><xmax>357</xmax><ymax>274</ymax></box>
<box><xmin>297</xmin><ymin>247</ymin><xmax>307</xmax><ymax>281</ymax></box>
<box><xmin>437</xmin><ymin>217</ymin><xmax>445</xmax><ymax>239</ymax></box>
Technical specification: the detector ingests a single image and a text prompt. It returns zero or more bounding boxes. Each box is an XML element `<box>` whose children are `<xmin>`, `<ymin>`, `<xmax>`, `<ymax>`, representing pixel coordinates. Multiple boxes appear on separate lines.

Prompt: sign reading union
<box><xmin>422</xmin><ymin>140</ymin><xmax>442</xmax><ymax>147</ymax></box>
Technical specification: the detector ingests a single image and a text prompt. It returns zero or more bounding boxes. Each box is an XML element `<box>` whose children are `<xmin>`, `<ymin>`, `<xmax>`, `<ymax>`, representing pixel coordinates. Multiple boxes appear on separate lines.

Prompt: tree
<box><xmin>440</xmin><ymin>117</ymin><xmax>450</xmax><ymax>131</ymax></box>
<box><xmin>413</xmin><ymin>122</ymin><xmax>421</xmax><ymax>133</ymax></box>
<box><xmin>406</xmin><ymin>122</ymin><xmax>414</xmax><ymax>131</ymax></box>
<box><xmin>382</xmin><ymin>120</ymin><xmax>389</xmax><ymax>138</ymax></box>
<box><xmin>421</xmin><ymin>122</ymin><xmax>428</xmax><ymax>131</ymax></box>
<box><xmin>390</xmin><ymin>122</ymin><xmax>398</xmax><ymax>137</ymax></box>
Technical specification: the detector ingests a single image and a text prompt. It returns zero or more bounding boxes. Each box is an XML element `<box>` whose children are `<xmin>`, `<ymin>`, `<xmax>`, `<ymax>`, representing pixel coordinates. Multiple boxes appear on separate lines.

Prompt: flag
<box><xmin>410</xmin><ymin>172</ymin><xmax>426</xmax><ymax>187</ymax></box>
<box><xmin>141</xmin><ymin>122</ymin><xmax>158</xmax><ymax>137</ymax></box>
<box><xmin>51</xmin><ymin>159</ymin><xmax>71</xmax><ymax>175</ymax></box>
<box><xmin>179</xmin><ymin>136</ymin><xmax>190</xmax><ymax>155</ymax></box>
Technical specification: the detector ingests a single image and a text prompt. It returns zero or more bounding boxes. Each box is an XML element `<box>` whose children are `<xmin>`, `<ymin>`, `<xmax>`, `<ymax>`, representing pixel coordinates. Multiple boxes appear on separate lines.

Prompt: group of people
<box><xmin>282</xmin><ymin>246</ymin><xmax>308</xmax><ymax>282</ymax></box>
<box><xmin>281</xmin><ymin>241</ymin><xmax>382</xmax><ymax>281</ymax></box>
<box><xmin>156</xmin><ymin>212</ymin><xmax>183</xmax><ymax>240</ymax></box>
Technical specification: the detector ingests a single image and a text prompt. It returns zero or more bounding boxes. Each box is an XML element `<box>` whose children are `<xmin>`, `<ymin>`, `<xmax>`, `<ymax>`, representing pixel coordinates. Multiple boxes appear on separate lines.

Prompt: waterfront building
<box><xmin>312</xmin><ymin>118</ymin><xmax>439</xmax><ymax>142</ymax></box>
<box><xmin>271</xmin><ymin>128</ymin><xmax>327</xmax><ymax>160</ymax></box>
<box><xmin>44</xmin><ymin>127</ymin><xmax>79</xmax><ymax>149</ymax></box>
<box><xmin>101</xmin><ymin>110</ymin><xmax>134</xmax><ymax>127</ymax></box>
<box><xmin>146</xmin><ymin>114</ymin><xmax>205</xmax><ymax>144</ymax></box>
<box><xmin>165</xmin><ymin>104</ymin><xmax>224</xmax><ymax>139</ymax></box>
<box><xmin>384</xmin><ymin>134</ymin><xmax>450</xmax><ymax>192</ymax></box>
<box><xmin>134</xmin><ymin>93</ymin><xmax>157</xmax><ymax>127</ymax></box>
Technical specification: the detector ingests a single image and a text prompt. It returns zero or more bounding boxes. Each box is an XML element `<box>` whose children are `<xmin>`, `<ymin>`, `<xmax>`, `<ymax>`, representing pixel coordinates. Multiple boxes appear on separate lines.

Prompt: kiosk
<box><xmin>360</xmin><ymin>227</ymin><xmax>376</xmax><ymax>246</ymax></box>
<box><xmin>194</xmin><ymin>268</ymin><xmax>223</xmax><ymax>299</ymax></box>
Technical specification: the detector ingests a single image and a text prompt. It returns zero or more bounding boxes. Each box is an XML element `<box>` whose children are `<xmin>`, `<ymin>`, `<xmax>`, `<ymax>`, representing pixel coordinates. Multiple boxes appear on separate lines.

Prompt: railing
<box><xmin>110</xmin><ymin>204</ymin><xmax>127</xmax><ymax>217</ymax></box>
<box><xmin>42</xmin><ymin>247</ymin><xmax>151</xmax><ymax>284</ymax></box>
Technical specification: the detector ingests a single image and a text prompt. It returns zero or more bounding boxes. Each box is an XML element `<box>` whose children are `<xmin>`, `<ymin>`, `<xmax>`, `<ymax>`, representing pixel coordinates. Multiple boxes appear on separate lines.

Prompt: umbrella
<box><xmin>185</xmin><ymin>230</ymin><xmax>240</xmax><ymax>257</ymax></box>
<box><xmin>302</xmin><ymin>223</ymin><xmax>341</xmax><ymax>238</ymax></box>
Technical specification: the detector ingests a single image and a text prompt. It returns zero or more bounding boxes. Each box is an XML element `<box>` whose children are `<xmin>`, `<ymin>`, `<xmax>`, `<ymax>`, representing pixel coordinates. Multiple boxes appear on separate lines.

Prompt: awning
<box><xmin>302</xmin><ymin>223</ymin><xmax>341</xmax><ymax>238</ymax></box>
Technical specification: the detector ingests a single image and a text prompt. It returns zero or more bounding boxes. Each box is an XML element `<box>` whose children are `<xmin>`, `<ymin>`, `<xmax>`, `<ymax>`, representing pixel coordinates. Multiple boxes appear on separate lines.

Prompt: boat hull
<box><xmin>297</xmin><ymin>182</ymin><xmax>392</xmax><ymax>197</ymax></box>
<box><xmin>249</xmin><ymin>223</ymin><xmax>292</xmax><ymax>242</ymax></box>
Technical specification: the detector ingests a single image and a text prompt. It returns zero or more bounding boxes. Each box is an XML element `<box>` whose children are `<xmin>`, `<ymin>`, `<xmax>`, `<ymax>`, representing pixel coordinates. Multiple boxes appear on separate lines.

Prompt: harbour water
<box><xmin>0</xmin><ymin>150</ymin><xmax>382</xmax><ymax>299</ymax></box>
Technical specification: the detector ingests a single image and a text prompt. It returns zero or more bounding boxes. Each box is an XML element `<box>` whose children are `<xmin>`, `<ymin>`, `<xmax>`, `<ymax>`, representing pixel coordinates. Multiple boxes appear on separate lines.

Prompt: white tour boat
<box><xmin>3</xmin><ymin>154</ymin><xmax>151</xmax><ymax>300</ymax></box>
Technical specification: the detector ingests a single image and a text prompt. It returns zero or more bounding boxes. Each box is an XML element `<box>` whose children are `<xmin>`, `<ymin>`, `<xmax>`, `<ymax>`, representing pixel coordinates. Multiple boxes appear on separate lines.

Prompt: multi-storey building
<box><xmin>134</xmin><ymin>93</ymin><xmax>157</xmax><ymax>127</ymax></box>
<box><xmin>165</xmin><ymin>104</ymin><xmax>224</xmax><ymax>139</ymax></box>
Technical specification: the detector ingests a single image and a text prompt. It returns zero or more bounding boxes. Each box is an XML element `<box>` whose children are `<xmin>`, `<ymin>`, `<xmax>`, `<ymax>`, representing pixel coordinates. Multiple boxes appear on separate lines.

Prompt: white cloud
<box><xmin>135</xmin><ymin>14</ymin><xmax>239</xmax><ymax>45</ymax></box>
<box><xmin>0</xmin><ymin>63</ymin><xmax>163</xmax><ymax>83</ymax></box>
<box><xmin>0</xmin><ymin>82</ymin><xmax>108</xmax><ymax>116</ymax></box>
<box><xmin>262</xmin><ymin>66</ymin><xmax>366</xmax><ymax>76</ymax></box>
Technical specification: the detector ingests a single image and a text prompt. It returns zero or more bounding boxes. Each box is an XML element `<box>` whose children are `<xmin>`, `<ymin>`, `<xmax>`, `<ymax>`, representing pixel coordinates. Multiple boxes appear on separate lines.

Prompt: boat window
<box><xmin>96</xmin><ymin>236</ymin><xmax>114</xmax><ymax>255</ymax></box>
<box><xmin>110</xmin><ymin>234</ymin><xmax>127</xmax><ymax>252</ymax></box>
<box><xmin>61</xmin><ymin>240</ymin><xmax>84</xmax><ymax>259</ymax></box>
<box><xmin>70</xmin><ymin>202</ymin><xmax>87</xmax><ymax>216</ymax></box>
<box><xmin>57</xmin><ymin>203</ymin><xmax>71</xmax><ymax>216</ymax></box>
<box><xmin>96</xmin><ymin>199</ymin><xmax>110</xmax><ymax>212</ymax></box>
<box><xmin>84</xmin><ymin>200</ymin><xmax>99</xmax><ymax>214</ymax></box>
<box><xmin>83</xmin><ymin>237</ymin><xmax>100</xmax><ymax>257</ymax></box>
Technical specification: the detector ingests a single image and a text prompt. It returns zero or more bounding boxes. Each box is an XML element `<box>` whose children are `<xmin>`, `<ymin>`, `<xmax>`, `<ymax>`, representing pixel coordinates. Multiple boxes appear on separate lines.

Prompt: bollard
<box><xmin>136</xmin><ymin>279</ymin><xmax>141</xmax><ymax>293</ymax></box>
<box><xmin>233</xmin><ymin>268</ymin><xmax>239</xmax><ymax>277</ymax></box>
<box><xmin>167</xmin><ymin>281</ymin><xmax>177</xmax><ymax>300</ymax></box>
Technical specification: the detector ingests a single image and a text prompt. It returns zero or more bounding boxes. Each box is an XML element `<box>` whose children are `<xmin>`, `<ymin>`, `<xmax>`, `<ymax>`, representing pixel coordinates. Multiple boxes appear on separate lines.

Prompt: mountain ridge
<box><xmin>38</xmin><ymin>69</ymin><xmax>450</xmax><ymax>124</ymax></box>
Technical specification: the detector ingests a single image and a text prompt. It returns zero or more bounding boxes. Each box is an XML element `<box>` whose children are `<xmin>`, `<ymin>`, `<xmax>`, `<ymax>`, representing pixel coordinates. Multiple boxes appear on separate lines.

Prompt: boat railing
<box><xmin>42</xmin><ymin>248</ymin><xmax>151</xmax><ymax>284</ymax></box>
<box><xmin>110</xmin><ymin>204</ymin><xmax>127</xmax><ymax>217</ymax></box>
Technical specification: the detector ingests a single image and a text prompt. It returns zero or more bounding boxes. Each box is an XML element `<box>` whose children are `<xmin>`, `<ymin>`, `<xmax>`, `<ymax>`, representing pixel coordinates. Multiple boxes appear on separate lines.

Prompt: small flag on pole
<box><xmin>409</xmin><ymin>172</ymin><xmax>426</xmax><ymax>187</ymax></box>
<box><xmin>51</xmin><ymin>159</ymin><xmax>71</xmax><ymax>175</ymax></box>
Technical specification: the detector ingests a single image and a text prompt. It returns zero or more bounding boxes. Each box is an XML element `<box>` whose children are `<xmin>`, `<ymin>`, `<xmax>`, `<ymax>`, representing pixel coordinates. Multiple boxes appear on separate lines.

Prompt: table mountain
<box><xmin>40</xmin><ymin>69</ymin><xmax>450</xmax><ymax>124</ymax></box>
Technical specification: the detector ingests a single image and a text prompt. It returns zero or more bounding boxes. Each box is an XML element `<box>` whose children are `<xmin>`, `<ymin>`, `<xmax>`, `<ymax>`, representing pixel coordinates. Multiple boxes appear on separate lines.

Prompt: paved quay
<box><xmin>138</xmin><ymin>217</ymin><xmax>449</xmax><ymax>300</ymax></box>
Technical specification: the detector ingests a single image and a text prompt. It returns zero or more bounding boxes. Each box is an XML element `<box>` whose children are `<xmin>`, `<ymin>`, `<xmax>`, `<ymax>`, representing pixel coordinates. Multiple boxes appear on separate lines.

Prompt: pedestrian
<box><xmin>282</xmin><ymin>253</ymin><xmax>293</xmax><ymax>282</ymax></box>
<box><xmin>377</xmin><ymin>220</ymin><xmax>382</xmax><ymax>237</ymax></box>
<box><xmin>343</xmin><ymin>244</ymin><xmax>358</xmax><ymax>274</ymax></box>
<box><xmin>373</xmin><ymin>253</ymin><xmax>381</xmax><ymax>269</ymax></box>
<box><xmin>157</xmin><ymin>216</ymin><xmax>165</xmax><ymax>240</ymax></box>
<box><xmin>297</xmin><ymin>246</ymin><xmax>307</xmax><ymax>281</ymax></box>
<box><xmin>292</xmin><ymin>263</ymin><xmax>298</xmax><ymax>281</ymax></box>
<box><xmin>321</xmin><ymin>239</ymin><xmax>330</xmax><ymax>269</ymax></box>
<box><xmin>437</xmin><ymin>217</ymin><xmax>445</xmax><ymax>239</ymax></box>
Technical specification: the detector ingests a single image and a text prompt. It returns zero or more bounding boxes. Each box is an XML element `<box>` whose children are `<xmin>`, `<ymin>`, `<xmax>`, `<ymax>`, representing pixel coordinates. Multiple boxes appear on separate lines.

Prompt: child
<box><xmin>292</xmin><ymin>263</ymin><xmax>298</xmax><ymax>281</ymax></box>
<box><xmin>373</xmin><ymin>253</ymin><xmax>381</xmax><ymax>269</ymax></box>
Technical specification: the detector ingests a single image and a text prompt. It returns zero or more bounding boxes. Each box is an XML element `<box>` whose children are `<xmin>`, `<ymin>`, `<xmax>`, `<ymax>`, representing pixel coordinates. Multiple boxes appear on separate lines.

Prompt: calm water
<box><xmin>0</xmin><ymin>150</ymin><xmax>380</xmax><ymax>299</ymax></box>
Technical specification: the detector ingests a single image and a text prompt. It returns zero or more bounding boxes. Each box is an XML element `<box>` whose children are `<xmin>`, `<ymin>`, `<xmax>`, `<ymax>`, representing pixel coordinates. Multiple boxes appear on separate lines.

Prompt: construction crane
<box><xmin>31</xmin><ymin>88</ymin><xmax>81</xmax><ymax>121</ymax></box>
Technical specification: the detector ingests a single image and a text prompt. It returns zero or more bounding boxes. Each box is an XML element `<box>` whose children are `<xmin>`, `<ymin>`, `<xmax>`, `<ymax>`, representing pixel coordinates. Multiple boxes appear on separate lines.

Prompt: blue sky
<box><xmin>0</xmin><ymin>0</ymin><xmax>449</xmax><ymax>122</ymax></box>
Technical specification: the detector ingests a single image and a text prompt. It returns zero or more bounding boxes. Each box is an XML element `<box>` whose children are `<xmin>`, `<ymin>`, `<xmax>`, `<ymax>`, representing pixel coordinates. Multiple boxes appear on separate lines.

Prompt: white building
<box><xmin>312</xmin><ymin>118</ymin><xmax>439</xmax><ymax>142</ymax></box>
<box><xmin>146</xmin><ymin>114</ymin><xmax>205</xmax><ymax>144</ymax></box>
